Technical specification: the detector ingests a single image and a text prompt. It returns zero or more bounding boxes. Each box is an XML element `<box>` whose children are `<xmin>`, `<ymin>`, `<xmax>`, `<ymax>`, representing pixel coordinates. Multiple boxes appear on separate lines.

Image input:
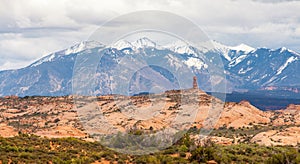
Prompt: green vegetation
<box><xmin>1</xmin><ymin>132</ymin><xmax>300</xmax><ymax>163</ymax></box>
<box><xmin>0</xmin><ymin>133</ymin><xmax>118</xmax><ymax>164</ymax></box>
<box><xmin>190</xmin><ymin>143</ymin><xmax>300</xmax><ymax>164</ymax></box>
<box><xmin>209</xmin><ymin>124</ymin><xmax>300</xmax><ymax>144</ymax></box>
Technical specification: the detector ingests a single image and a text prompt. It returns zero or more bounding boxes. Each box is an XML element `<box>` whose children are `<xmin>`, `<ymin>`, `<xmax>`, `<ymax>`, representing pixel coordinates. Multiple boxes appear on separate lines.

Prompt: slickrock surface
<box><xmin>0</xmin><ymin>90</ymin><xmax>299</xmax><ymax>146</ymax></box>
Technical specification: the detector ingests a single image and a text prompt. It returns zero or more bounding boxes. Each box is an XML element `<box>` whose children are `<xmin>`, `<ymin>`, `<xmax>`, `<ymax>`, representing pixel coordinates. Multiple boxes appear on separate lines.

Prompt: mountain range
<box><xmin>0</xmin><ymin>37</ymin><xmax>299</xmax><ymax>97</ymax></box>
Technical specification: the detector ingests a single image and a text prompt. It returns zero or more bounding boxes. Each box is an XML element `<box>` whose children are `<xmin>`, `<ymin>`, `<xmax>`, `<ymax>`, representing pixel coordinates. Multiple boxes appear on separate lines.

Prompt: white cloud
<box><xmin>0</xmin><ymin>0</ymin><xmax>300</xmax><ymax>70</ymax></box>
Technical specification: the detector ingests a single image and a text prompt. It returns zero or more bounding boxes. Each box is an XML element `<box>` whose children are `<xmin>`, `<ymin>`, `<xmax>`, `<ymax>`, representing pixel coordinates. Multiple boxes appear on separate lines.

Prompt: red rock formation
<box><xmin>193</xmin><ymin>76</ymin><xmax>198</xmax><ymax>89</ymax></box>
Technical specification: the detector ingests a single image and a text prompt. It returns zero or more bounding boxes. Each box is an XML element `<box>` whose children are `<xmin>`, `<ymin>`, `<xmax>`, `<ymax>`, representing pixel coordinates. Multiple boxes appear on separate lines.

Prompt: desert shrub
<box><xmin>19</xmin><ymin>152</ymin><xmax>33</xmax><ymax>159</ymax></box>
<box><xmin>266</xmin><ymin>149</ymin><xmax>300</xmax><ymax>164</ymax></box>
<box><xmin>190</xmin><ymin>146</ymin><xmax>215</xmax><ymax>162</ymax></box>
<box><xmin>134</xmin><ymin>155</ymin><xmax>159</xmax><ymax>164</ymax></box>
<box><xmin>179</xmin><ymin>145</ymin><xmax>189</xmax><ymax>153</ymax></box>
<box><xmin>117</xmin><ymin>158</ymin><xmax>126</xmax><ymax>164</ymax></box>
<box><xmin>176</xmin><ymin>133</ymin><xmax>194</xmax><ymax>149</ymax></box>
<box><xmin>162</xmin><ymin>146</ymin><xmax>177</xmax><ymax>155</ymax></box>
<box><xmin>2</xmin><ymin>133</ymin><xmax>300</xmax><ymax>163</ymax></box>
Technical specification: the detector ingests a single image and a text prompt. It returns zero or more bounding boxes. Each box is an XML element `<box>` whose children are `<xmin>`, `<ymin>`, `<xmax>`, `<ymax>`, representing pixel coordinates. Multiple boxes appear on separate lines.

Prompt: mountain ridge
<box><xmin>0</xmin><ymin>37</ymin><xmax>299</xmax><ymax>97</ymax></box>
<box><xmin>1</xmin><ymin>92</ymin><xmax>300</xmax><ymax>146</ymax></box>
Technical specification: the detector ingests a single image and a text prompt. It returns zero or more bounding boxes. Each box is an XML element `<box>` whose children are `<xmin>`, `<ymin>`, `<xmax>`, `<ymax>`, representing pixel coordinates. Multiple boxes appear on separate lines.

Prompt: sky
<box><xmin>0</xmin><ymin>0</ymin><xmax>300</xmax><ymax>70</ymax></box>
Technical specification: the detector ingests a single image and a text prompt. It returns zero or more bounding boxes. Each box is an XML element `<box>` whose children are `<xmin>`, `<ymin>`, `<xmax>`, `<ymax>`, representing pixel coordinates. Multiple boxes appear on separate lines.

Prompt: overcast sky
<box><xmin>0</xmin><ymin>0</ymin><xmax>300</xmax><ymax>70</ymax></box>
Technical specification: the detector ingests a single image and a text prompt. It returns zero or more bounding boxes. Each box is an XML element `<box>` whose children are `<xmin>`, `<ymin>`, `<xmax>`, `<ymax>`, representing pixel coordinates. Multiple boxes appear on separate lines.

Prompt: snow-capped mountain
<box><xmin>0</xmin><ymin>38</ymin><xmax>299</xmax><ymax>97</ymax></box>
<box><xmin>132</xmin><ymin>37</ymin><xmax>158</xmax><ymax>48</ymax></box>
<box><xmin>229</xmin><ymin>43</ymin><xmax>255</xmax><ymax>53</ymax></box>
<box><xmin>64</xmin><ymin>41</ymin><xmax>104</xmax><ymax>55</ymax></box>
<box><xmin>30</xmin><ymin>41</ymin><xmax>104</xmax><ymax>67</ymax></box>
<box><xmin>164</xmin><ymin>40</ymin><xmax>198</xmax><ymax>55</ymax></box>
<box><xmin>111</xmin><ymin>37</ymin><xmax>162</xmax><ymax>50</ymax></box>
<box><xmin>226</xmin><ymin>47</ymin><xmax>300</xmax><ymax>89</ymax></box>
<box><xmin>111</xmin><ymin>40</ymin><xmax>133</xmax><ymax>50</ymax></box>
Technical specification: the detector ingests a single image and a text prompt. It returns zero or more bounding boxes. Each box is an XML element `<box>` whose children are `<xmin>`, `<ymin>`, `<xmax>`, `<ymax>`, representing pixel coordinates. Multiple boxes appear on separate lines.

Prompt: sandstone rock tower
<box><xmin>193</xmin><ymin>76</ymin><xmax>198</xmax><ymax>89</ymax></box>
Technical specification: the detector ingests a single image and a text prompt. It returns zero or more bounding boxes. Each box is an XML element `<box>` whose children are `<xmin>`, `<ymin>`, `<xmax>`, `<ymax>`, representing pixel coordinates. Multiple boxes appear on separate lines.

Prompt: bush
<box><xmin>267</xmin><ymin>149</ymin><xmax>299</xmax><ymax>164</ymax></box>
<box><xmin>179</xmin><ymin>145</ymin><xmax>189</xmax><ymax>153</ymax></box>
<box><xmin>190</xmin><ymin>147</ymin><xmax>215</xmax><ymax>162</ymax></box>
<box><xmin>19</xmin><ymin>152</ymin><xmax>33</xmax><ymax>159</ymax></box>
<box><xmin>1</xmin><ymin>133</ymin><xmax>300</xmax><ymax>164</ymax></box>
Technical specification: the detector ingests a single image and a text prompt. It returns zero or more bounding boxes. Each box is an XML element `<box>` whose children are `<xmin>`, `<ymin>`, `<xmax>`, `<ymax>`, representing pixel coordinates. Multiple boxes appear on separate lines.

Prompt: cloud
<box><xmin>0</xmin><ymin>25</ymin><xmax>98</xmax><ymax>70</ymax></box>
<box><xmin>0</xmin><ymin>0</ymin><xmax>300</xmax><ymax>70</ymax></box>
<box><xmin>250</xmin><ymin>0</ymin><xmax>299</xmax><ymax>3</ymax></box>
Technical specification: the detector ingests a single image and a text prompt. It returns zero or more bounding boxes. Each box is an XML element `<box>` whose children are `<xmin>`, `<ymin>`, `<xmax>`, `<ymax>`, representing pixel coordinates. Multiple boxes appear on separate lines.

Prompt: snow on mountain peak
<box><xmin>111</xmin><ymin>40</ymin><xmax>133</xmax><ymax>50</ymax></box>
<box><xmin>29</xmin><ymin>38</ymin><xmax>300</xmax><ymax>70</ymax></box>
<box><xmin>211</xmin><ymin>40</ymin><xmax>255</xmax><ymax>53</ymax></box>
<box><xmin>164</xmin><ymin>40</ymin><xmax>197</xmax><ymax>55</ymax></box>
<box><xmin>132</xmin><ymin>37</ymin><xmax>157</xmax><ymax>48</ymax></box>
<box><xmin>276</xmin><ymin>47</ymin><xmax>300</xmax><ymax>57</ymax></box>
<box><xmin>111</xmin><ymin>37</ymin><xmax>163</xmax><ymax>50</ymax></box>
<box><xmin>166</xmin><ymin>40</ymin><xmax>252</xmax><ymax>61</ymax></box>
<box><xmin>30</xmin><ymin>53</ymin><xmax>57</xmax><ymax>67</ymax></box>
<box><xmin>288</xmin><ymin>49</ymin><xmax>300</xmax><ymax>56</ymax></box>
<box><xmin>211</xmin><ymin>40</ymin><xmax>229</xmax><ymax>50</ymax></box>
<box><xmin>210</xmin><ymin>41</ymin><xmax>255</xmax><ymax>61</ymax></box>
<box><xmin>276</xmin><ymin>47</ymin><xmax>288</xmax><ymax>54</ymax></box>
<box><xmin>109</xmin><ymin>38</ymin><xmax>257</xmax><ymax>60</ymax></box>
<box><xmin>64</xmin><ymin>41</ymin><xmax>103</xmax><ymax>55</ymax></box>
<box><xmin>30</xmin><ymin>41</ymin><xmax>103</xmax><ymax>67</ymax></box>
<box><xmin>278</xmin><ymin>47</ymin><xmax>297</xmax><ymax>54</ymax></box>
<box><xmin>230</xmin><ymin>43</ymin><xmax>255</xmax><ymax>53</ymax></box>
<box><xmin>210</xmin><ymin>40</ymin><xmax>231</xmax><ymax>60</ymax></box>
